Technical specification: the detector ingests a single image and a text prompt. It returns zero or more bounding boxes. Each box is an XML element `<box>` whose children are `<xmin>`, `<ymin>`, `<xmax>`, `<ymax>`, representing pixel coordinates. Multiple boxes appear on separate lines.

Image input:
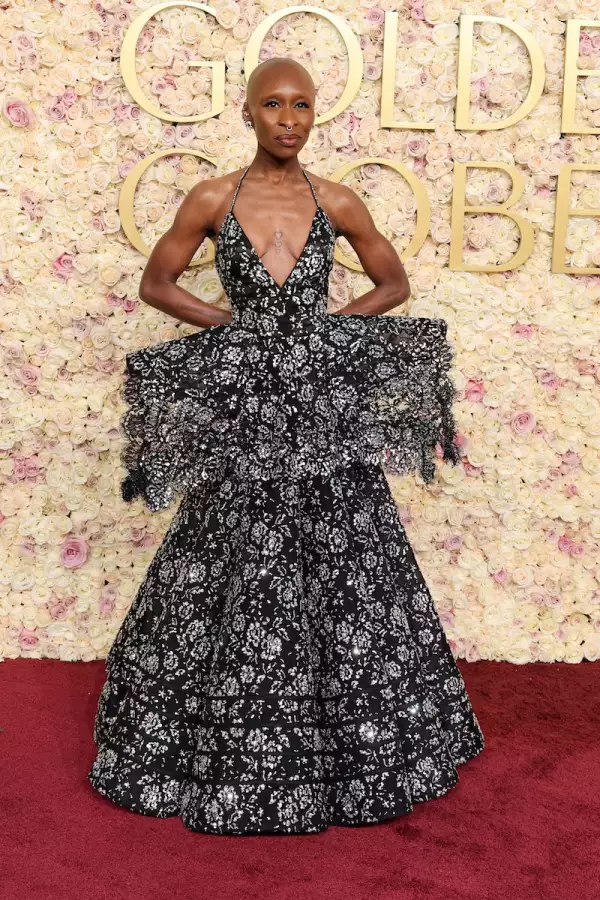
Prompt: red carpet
<box><xmin>1</xmin><ymin>658</ymin><xmax>598</xmax><ymax>900</ymax></box>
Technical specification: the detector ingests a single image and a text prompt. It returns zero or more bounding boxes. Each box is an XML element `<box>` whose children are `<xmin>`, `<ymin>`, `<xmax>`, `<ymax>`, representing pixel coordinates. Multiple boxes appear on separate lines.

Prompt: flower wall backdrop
<box><xmin>1</xmin><ymin>0</ymin><xmax>600</xmax><ymax>664</ymax></box>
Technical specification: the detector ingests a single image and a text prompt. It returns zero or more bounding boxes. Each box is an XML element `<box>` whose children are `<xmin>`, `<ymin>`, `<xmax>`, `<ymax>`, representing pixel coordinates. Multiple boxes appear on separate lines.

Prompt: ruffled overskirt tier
<box><xmin>119</xmin><ymin>314</ymin><xmax>461</xmax><ymax>512</ymax></box>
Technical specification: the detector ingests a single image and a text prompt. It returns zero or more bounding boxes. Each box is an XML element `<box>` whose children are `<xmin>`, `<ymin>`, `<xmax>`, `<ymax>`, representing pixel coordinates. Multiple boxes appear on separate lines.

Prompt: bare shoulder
<box><xmin>177</xmin><ymin>167</ymin><xmax>246</xmax><ymax>237</ymax></box>
<box><xmin>305</xmin><ymin>171</ymin><xmax>368</xmax><ymax>236</ymax></box>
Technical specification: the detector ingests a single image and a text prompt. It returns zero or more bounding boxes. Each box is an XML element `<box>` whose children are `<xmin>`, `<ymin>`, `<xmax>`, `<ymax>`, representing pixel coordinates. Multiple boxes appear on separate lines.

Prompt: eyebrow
<box><xmin>260</xmin><ymin>89</ymin><xmax>311</xmax><ymax>100</ymax></box>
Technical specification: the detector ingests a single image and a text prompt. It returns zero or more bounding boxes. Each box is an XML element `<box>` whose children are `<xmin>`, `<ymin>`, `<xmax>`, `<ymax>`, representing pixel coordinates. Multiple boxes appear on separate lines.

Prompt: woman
<box><xmin>88</xmin><ymin>57</ymin><xmax>485</xmax><ymax>834</ymax></box>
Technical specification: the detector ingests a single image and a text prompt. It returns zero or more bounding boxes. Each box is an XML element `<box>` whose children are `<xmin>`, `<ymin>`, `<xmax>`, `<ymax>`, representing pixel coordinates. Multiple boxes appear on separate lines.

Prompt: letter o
<box><xmin>119</xmin><ymin>149</ymin><xmax>217</xmax><ymax>265</ymax></box>
<box><xmin>244</xmin><ymin>6</ymin><xmax>363</xmax><ymax>124</ymax></box>
<box><xmin>328</xmin><ymin>158</ymin><xmax>431</xmax><ymax>271</ymax></box>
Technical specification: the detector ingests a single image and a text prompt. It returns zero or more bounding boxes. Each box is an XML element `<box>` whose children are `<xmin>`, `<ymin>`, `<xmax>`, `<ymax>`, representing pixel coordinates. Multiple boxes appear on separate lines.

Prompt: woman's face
<box><xmin>243</xmin><ymin>68</ymin><xmax>316</xmax><ymax>157</ymax></box>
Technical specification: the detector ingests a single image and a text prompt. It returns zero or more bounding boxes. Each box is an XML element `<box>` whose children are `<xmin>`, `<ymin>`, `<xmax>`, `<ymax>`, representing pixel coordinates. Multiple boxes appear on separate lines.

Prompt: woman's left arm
<box><xmin>328</xmin><ymin>183</ymin><xmax>411</xmax><ymax>316</ymax></box>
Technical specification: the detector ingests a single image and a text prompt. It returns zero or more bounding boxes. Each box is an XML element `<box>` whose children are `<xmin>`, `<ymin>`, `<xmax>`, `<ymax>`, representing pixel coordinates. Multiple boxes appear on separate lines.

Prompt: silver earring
<box><xmin>245</xmin><ymin>120</ymin><xmax>253</xmax><ymax>129</ymax></box>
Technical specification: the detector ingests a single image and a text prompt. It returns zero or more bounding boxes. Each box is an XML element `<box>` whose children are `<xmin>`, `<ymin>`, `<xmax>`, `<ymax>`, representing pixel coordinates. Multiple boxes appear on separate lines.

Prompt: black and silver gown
<box><xmin>88</xmin><ymin>165</ymin><xmax>485</xmax><ymax>834</ymax></box>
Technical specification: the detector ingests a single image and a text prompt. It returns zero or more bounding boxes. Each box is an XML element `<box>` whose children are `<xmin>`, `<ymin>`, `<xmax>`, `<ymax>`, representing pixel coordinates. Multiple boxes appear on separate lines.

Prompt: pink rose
<box><xmin>62</xmin><ymin>89</ymin><xmax>78</xmax><ymax>106</ymax></box>
<box><xmin>15</xmin><ymin>33</ymin><xmax>35</xmax><ymax>51</ymax></box>
<box><xmin>347</xmin><ymin>112</ymin><xmax>360</xmax><ymax>133</ymax></box>
<box><xmin>20</xmin><ymin>189</ymin><xmax>38</xmax><ymax>210</ymax></box>
<box><xmin>397</xmin><ymin>506</ymin><xmax>412</xmax><ymax>526</ymax></box>
<box><xmin>106</xmin><ymin>291</ymin><xmax>122</xmax><ymax>308</ymax></box>
<box><xmin>122</xmin><ymin>296</ymin><xmax>137</xmax><ymax>313</ymax></box>
<box><xmin>491</xmin><ymin>569</ymin><xmax>508</xmax><ymax>584</ymax></box>
<box><xmin>115</xmin><ymin>103</ymin><xmax>133</xmax><ymax>121</ymax></box>
<box><xmin>53</xmin><ymin>253</ymin><xmax>74</xmax><ymax>279</ymax></box>
<box><xmin>444</xmin><ymin>535</ymin><xmax>463</xmax><ymax>551</ymax></box>
<box><xmin>18</xmin><ymin>364</ymin><xmax>41</xmax><ymax>387</ymax></box>
<box><xmin>162</xmin><ymin>125</ymin><xmax>176</xmax><ymax>145</ymax></box>
<box><xmin>405</xmin><ymin>137</ymin><xmax>427</xmax><ymax>158</ymax></box>
<box><xmin>13</xmin><ymin>457</ymin><xmax>28</xmax><ymax>479</ymax></box>
<box><xmin>579</xmin><ymin>33</ymin><xmax>593</xmax><ymax>56</ymax></box>
<box><xmin>510</xmin><ymin>323</ymin><xmax>534</xmax><ymax>338</ymax></box>
<box><xmin>18</xmin><ymin>538</ymin><xmax>36</xmax><ymax>557</ymax></box>
<box><xmin>364</xmin><ymin>63</ymin><xmax>382</xmax><ymax>81</ymax></box>
<box><xmin>538</xmin><ymin>370</ymin><xmax>560</xmax><ymax>390</ymax></box>
<box><xmin>99</xmin><ymin>597</ymin><xmax>115</xmax><ymax>615</ymax></box>
<box><xmin>3</xmin><ymin>98</ymin><xmax>34</xmax><ymax>128</ymax></box>
<box><xmin>118</xmin><ymin>160</ymin><xmax>137</xmax><ymax>179</ymax></box>
<box><xmin>463</xmin><ymin>461</ymin><xmax>482</xmax><ymax>477</ymax></box>
<box><xmin>557</xmin><ymin>535</ymin><xmax>572</xmax><ymax>553</ymax></box>
<box><xmin>59</xmin><ymin>536</ymin><xmax>89</xmax><ymax>569</ymax></box>
<box><xmin>151</xmin><ymin>76</ymin><xmax>168</xmax><ymax>95</ymax></box>
<box><xmin>49</xmin><ymin>601</ymin><xmax>68</xmax><ymax>620</ymax></box>
<box><xmin>175</xmin><ymin>124</ymin><xmax>194</xmax><ymax>146</ymax></box>
<box><xmin>72</xmin><ymin>317</ymin><xmax>91</xmax><ymax>339</ymax></box>
<box><xmin>464</xmin><ymin>379</ymin><xmax>485</xmax><ymax>402</ymax></box>
<box><xmin>83</xmin><ymin>30</ymin><xmax>101</xmax><ymax>46</ymax></box>
<box><xmin>565</xmin><ymin>484</ymin><xmax>579</xmax><ymax>497</ymax></box>
<box><xmin>25</xmin><ymin>457</ymin><xmax>41</xmax><ymax>477</ymax></box>
<box><xmin>47</xmin><ymin>100</ymin><xmax>67</xmax><ymax>121</ymax></box>
<box><xmin>570</xmin><ymin>543</ymin><xmax>585</xmax><ymax>557</ymax></box>
<box><xmin>562</xmin><ymin>451</ymin><xmax>581</xmax><ymax>468</ymax></box>
<box><xmin>575</xmin><ymin>360</ymin><xmax>596</xmax><ymax>375</ymax></box>
<box><xmin>465</xmin><ymin>643</ymin><xmax>480</xmax><ymax>663</ymax></box>
<box><xmin>365</xmin><ymin>8</ymin><xmax>385</xmax><ymax>25</ymax></box>
<box><xmin>511</xmin><ymin>411</ymin><xmax>536</xmax><ymax>435</ymax></box>
<box><xmin>18</xmin><ymin>628</ymin><xmax>39</xmax><ymax>650</ymax></box>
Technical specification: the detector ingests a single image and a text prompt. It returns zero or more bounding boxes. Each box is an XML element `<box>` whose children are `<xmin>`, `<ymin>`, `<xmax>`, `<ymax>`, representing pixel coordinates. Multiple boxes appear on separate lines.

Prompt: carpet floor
<box><xmin>1</xmin><ymin>658</ymin><xmax>598</xmax><ymax>900</ymax></box>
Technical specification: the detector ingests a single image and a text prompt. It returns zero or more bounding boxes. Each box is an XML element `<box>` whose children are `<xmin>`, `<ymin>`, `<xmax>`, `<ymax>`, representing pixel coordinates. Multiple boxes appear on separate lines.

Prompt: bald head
<box><xmin>242</xmin><ymin>57</ymin><xmax>316</xmax><ymax>152</ymax></box>
<box><xmin>246</xmin><ymin>57</ymin><xmax>316</xmax><ymax>109</ymax></box>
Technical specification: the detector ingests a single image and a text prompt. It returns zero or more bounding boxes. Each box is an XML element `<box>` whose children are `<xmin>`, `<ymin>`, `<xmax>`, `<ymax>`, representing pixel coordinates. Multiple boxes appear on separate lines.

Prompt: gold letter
<box><xmin>553</xmin><ymin>164</ymin><xmax>600</xmax><ymax>274</ymax></box>
<box><xmin>456</xmin><ymin>16</ymin><xmax>545</xmax><ymax>131</ymax></box>
<box><xmin>449</xmin><ymin>162</ymin><xmax>534</xmax><ymax>272</ymax></box>
<box><xmin>562</xmin><ymin>19</ymin><xmax>600</xmax><ymax>135</ymax></box>
<box><xmin>328</xmin><ymin>158</ymin><xmax>430</xmax><ymax>271</ymax></box>
<box><xmin>381</xmin><ymin>11</ymin><xmax>434</xmax><ymax>130</ymax></box>
<box><xmin>120</xmin><ymin>2</ymin><xmax>225</xmax><ymax>123</ymax></box>
<box><xmin>245</xmin><ymin>6</ymin><xmax>362</xmax><ymax>124</ymax></box>
<box><xmin>119</xmin><ymin>149</ymin><xmax>217</xmax><ymax>264</ymax></box>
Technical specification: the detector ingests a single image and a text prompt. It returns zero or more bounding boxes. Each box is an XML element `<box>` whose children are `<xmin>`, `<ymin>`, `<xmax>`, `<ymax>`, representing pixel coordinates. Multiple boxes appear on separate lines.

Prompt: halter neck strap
<box><xmin>228</xmin><ymin>166</ymin><xmax>250</xmax><ymax>214</ymax></box>
<box><xmin>228</xmin><ymin>165</ymin><xmax>321</xmax><ymax>214</ymax></box>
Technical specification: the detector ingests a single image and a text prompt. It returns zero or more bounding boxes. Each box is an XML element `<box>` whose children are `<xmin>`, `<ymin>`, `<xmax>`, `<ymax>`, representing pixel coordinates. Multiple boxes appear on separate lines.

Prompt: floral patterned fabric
<box><xmin>88</xmin><ymin>167</ymin><xmax>485</xmax><ymax>833</ymax></box>
<box><xmin>118</xmin><ymin>166</ymin><xmax>461</xmax><ymax>514</ymax></box>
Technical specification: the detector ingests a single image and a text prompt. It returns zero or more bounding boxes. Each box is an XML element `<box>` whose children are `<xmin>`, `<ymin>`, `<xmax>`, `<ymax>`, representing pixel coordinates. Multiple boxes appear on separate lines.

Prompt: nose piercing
<box><xmin>286</xmin><ymin>125</ymin><xmax>292</xmax><ymax>130</ymax></box>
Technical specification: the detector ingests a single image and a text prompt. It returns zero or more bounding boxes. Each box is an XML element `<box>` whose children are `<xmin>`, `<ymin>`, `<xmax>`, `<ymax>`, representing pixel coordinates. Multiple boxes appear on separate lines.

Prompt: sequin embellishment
<box><xmin>88</xmin><ymin>166</ymin><xmax>485</xmax><ymax>834</ymax></box>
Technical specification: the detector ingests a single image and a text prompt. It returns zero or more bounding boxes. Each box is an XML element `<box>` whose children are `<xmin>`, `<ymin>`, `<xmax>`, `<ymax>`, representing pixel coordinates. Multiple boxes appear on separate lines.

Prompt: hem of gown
<box><xmin>87</xmin><ymin>736</ymin><xmax>485</xmax><ymax>835</ymax></box>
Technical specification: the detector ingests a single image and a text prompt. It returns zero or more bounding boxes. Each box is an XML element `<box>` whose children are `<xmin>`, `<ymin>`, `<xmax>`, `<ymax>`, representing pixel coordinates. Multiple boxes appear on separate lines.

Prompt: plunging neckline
<box><xmin>230</xmin><ymin>206</ymin><xmax>322</xmax><ymax>293</ymax></box>
<box><xmin>217</xmin><ymin>166</ymin><xmax>333</xmax><ymax>294</ymax></box>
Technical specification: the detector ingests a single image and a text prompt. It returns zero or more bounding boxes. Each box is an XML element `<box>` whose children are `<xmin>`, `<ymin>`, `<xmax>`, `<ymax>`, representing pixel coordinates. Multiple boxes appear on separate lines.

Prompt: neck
<box><xmin>247</xmin><ymin>147</ymin><xmax>303</xmax><ymax>182</ymax></box>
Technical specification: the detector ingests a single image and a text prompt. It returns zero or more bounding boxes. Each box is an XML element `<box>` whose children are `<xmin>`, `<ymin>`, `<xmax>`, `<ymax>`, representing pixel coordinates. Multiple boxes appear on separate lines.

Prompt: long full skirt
<box><xmin>88</xmin><ymin>459</ymin><xmax>485</xmax><ymax>835</ymax></box>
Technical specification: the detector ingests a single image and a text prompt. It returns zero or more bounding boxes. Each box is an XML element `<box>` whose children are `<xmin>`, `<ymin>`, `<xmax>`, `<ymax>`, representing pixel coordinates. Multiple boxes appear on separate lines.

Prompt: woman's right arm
<box><xmin>138</xmin><ymin>179</ymin><xmax>232</xmax><ymax>329</ymax></box>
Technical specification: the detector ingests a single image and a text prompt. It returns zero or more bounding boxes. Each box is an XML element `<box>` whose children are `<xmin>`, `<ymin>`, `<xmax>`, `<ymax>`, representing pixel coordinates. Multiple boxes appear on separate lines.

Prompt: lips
<box><xmin>276</xmin><ymin>135</ymin><xmax>299</xmax><ymax>145</ymax></box>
